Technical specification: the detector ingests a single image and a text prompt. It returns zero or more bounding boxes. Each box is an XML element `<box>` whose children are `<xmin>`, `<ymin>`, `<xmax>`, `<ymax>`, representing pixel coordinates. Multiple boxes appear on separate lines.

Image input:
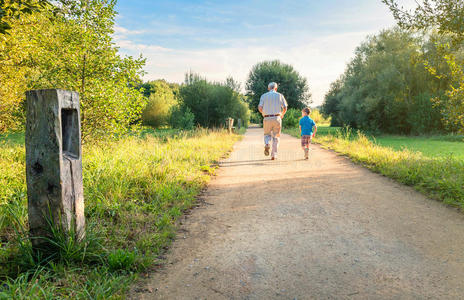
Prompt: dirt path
<box><xmin>133</xmin><ymin>128</ymin><xmax>464</xmax><ymax>299</ymax></box>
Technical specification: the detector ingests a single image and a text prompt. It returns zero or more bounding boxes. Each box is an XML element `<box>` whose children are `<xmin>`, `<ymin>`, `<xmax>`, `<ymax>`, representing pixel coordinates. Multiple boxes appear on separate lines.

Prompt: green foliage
<box><xmin>0</xmin><ymin>129</ymin><xmax>241</xmax><ymax>297</ymax></box>
<box><xmin>141</xmin><ymin>80</ymin><xmax>178</xmax><ymax>128</ymax></box>
<box><xmin>322</xmin><ymin>28</ymin><xmax>448</xmax><ymax>134</ymax></box>
<box><xmin>249</xmin><ymin>111</ymin><xmax>263</xmax><ymax>125</ymax></box>
<box><xmin>282</xmin><ymin>108</ymin><xmax>300</xmax><ymax>128</ymax></box>
<box><xmin>0</xmin><ymin>0</ymin><xmax>146</xmax><ymax>137</ymax></box>
<box><xmin>0</xmin><ymin>0</ymin><xmax>49</xmax><ymax>34</ymax></box>
<box><xmin>107</xmin><ymin>249</ymin><xmax>136</xmax><ymax>272</ymax></box>
<box><xmin>179</xmin><ymin>73</ymin><xmax>250</xmax><ymax>128</ymax></box>
<box><xmin>169</xmin><ymin>105</ymin><xmax>195</xmax><ymax>130</ymax></box>
<box><xmin>382</xmin><ymin>0</ymin><xmax>464</xmax><ymax>41</ymax></box>
<box><xmin>246</xmin><ymin>60</ymin><xmax>311</xmax><ymax>112</ymax></box>
<box><xmin>285</xmin><ymin>126</ymin><xmax>464</xmax><ymax>207</ymax></box>
<box><xmin>383</xmin><ymin>0</ymin><xmax>464</xmax><ymax>133</ymax></box>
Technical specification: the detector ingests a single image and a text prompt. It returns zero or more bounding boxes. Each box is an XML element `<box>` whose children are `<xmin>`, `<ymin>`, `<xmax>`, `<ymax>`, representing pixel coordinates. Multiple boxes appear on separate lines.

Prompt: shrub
<box><xmin>169</xmin><ymin>106</ymin><xmax>195</xmax><ymax>130</ymax></box>
<box><xmin>282</xmin><ymin>108</ymin><xmax>300</xmax><ymax>128</ymax></box>
<box><xmin>141</xmin><ymin>80</ymin><xmax>178</xmax><ymax>128</ymax></box>
<box><xmin>180</xmin><ymin>73</ymin><xmax>250</xmax><ymax>128</ymax></box>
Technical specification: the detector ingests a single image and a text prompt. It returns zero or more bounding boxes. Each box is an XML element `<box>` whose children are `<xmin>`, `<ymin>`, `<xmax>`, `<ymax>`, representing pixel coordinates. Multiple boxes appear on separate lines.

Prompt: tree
<box><xmin>0</xmin><ymin>0</ymin><xmax>49</xmax><ymax>34</ymax></box>
<box><xmin>321</xmin><ymin>28</ymin><xmax>445</xmax><ymax>134</ymax></box>
<box><xmin>141</xmin><ymin>80</ymin><xmax>178</xmax><ymax>128</ymax></box>
<box><xmin>382</xmin><ymin>0</ymin><xmax>464</xmax><ymax>41</ymax></box>
<box><xmin>246</xmin><ymin>60</ymin><xmax>311</xmax><ymax>112</ymax></box>
<box><xmin>321</xmin><ymin>78</ymin><xmax>344</xmax><ymax>127</ymax></box>
<box><xmin>383</xmin><ymin>0</ymin><xmax>464</xmax><ymax>132</ymax></box>
<box><xmin>0</xmin><ymin>0</ymin><xmax>146</xmax><ymax>137</ymax></box>
<box><xmin>179</xmin><ymin>72</ymin><xmax>250</xmax><ymax>128</ymax></box>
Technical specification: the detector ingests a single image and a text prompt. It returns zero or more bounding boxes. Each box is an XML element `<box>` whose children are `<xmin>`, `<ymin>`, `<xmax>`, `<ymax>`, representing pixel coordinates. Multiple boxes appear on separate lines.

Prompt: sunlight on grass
<box><xmin>0</xmin><ymin>128</ymin><xmax>241</xmax><ymax>298</ymax></box>
<box><xmin>285</xmin><ymin>126</ymin><xmax>464</xmax><ymax>208</ymax></box>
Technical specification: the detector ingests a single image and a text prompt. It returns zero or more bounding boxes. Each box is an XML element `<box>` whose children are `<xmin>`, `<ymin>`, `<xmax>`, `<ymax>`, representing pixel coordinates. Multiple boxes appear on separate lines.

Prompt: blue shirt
<box><xmin>299</xmin><ymin>116</ymin><xmax>316</xmax><ymax>136</ymax></box>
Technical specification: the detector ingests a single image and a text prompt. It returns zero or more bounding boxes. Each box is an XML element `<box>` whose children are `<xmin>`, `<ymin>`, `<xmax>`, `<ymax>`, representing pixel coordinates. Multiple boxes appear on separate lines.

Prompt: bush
<box><xmin>169</xmin><ymin>106</ymin><xmax>195</xmax><ymax>130</ymax></box>
<box><xmin>179</xmin><ymin>73</ymin><xmax>250</xmax><ymax>128</ymax></box>
<box><xmin>282</xmin><ymin>108</ymin><xmax>300</xmax><ymax>128</ymax></box>
<box><xmin>141</xmin><ymin>80</ymin><xmax>178</xmax><ymax>128</ymax></box>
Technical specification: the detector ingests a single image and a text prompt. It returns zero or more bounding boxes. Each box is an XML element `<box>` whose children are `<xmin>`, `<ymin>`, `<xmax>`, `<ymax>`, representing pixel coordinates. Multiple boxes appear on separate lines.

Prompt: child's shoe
<box><xmin>304</xmin><ymin>148</ymin><xmax>309</xmax><ymax>160</ymax></box>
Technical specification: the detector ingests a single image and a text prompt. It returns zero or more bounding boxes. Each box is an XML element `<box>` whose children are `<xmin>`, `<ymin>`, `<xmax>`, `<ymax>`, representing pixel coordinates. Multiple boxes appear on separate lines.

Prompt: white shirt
<box><xmin>258</xmin><ymin>90</ymin><xmax>288</xmax><ymax>117</ymax></box>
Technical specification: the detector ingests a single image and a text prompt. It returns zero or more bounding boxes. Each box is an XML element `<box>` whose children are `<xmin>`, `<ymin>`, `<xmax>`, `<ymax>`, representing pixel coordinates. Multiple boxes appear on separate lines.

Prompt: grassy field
<box><xmin>374</xmin><ymin>135</ymin><xmax>464</xmax><ymax>159</ymax></box>
<box><xmin>0</xmin><ymin>128</ymin><xmax>241</xmax><ymax>298</ymax></box>
<box><xmin>284</xmin><ymin>126</ymin><xmax>464</xmax><ymax>208</ymax></box>
<box><xmin>287</xmin><ymin>126</ymin><xmax>464</xmax><ymax>159</ymax></box>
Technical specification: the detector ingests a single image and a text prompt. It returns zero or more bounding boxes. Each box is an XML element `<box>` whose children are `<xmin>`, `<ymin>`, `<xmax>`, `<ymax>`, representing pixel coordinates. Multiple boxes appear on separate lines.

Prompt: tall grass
<box><xmin>0</xmin><ymin>128</ymin><xmax>241</xmax><ymax>297</ymax></box>
<box><xmin>285</xmin><ymin>127</ymin><xmax>464</xmax><ymax>208</ymax></box>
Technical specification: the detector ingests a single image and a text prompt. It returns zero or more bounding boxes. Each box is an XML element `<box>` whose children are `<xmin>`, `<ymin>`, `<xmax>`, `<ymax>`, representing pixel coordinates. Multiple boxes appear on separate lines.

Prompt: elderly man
<box><xmin>258</xmin><ymin>82</ymin><xmax>288</xmax><ymax>160</ymax></box>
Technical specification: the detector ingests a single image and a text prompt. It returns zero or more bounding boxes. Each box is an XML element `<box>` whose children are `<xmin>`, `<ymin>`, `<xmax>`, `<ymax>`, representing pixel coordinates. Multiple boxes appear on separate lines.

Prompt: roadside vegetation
<box><xmin>285</xmin><ymin>125</ymin><xmax>464</xmax><ymax>208</ymax></box>
<box><xmin>0</xmin><ymin>129</ymin><xmax>241</xmax><ymax>298</ymax></box>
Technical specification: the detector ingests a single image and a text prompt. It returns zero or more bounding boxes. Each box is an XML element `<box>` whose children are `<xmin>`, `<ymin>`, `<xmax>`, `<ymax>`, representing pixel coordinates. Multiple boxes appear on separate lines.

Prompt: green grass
<box><xmin>374</xmin><ymin>135</ymin><xmax>464</xmax><ymax>159</ymax></box>
<box><xmin>287</xmin><ymin>126</ymin><xmax>464</xmax><ymax>159</ymax></box>
<box><xmin>0</xmin><ymin>128</ymin><xmax>241</xmax><ymax>298</ymax></box>
<box><xmin>284</xmin><ymin>126</ymin><xmax>464</xmax><ymax>208</ymax></box>
<box><xmin>0</xmin><ymin>132</ymin><xmax>24</xmax><ymax>146</ymax></box>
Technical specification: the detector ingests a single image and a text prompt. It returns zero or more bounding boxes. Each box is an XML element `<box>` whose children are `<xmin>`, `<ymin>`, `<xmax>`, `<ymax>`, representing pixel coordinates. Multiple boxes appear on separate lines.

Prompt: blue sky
<box><xmin>114</xmin><ymin>0</ymin><xmax>415</xmax><ymax>105</ymax></box>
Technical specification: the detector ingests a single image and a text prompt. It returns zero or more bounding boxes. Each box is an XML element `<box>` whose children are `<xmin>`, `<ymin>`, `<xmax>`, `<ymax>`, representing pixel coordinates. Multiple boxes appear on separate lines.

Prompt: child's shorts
<box><xmin>301</xmin><ymin>135</ymin><xmax>312</xmax><ymax>147</ymax></box>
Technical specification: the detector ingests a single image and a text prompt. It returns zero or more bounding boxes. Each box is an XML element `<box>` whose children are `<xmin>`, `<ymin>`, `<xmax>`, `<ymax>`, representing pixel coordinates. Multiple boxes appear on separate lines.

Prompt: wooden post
<box><xmin>26</xmin><ymin>89</ymin><xmax>85</xmax><ymax>249</ymax></box>
<box><xmin>238</xmin><ymin>119</ymin><xmax>242</xmax><ymax>130</ymax></box>
<box><xmin>227</xmin><ymin>117</ymin><xmax>234</xmax><ymax>134</ymax></box>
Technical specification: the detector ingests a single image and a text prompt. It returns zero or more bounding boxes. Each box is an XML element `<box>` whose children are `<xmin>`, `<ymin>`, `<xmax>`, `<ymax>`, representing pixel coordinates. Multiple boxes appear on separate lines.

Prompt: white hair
<box><xmin>268</xmin><ymin>82</ymin><xmax>278</xmax><ymax>90</ymax></box>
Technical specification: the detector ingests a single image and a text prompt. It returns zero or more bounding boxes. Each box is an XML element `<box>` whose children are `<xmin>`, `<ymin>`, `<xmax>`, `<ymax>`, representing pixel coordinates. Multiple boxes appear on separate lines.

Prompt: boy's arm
<box><xmin>299</xmin><ymin>125</ymin><xmax>302</xmax><ymax>135</ymax></box>
<box><xmin>312</xmin><ymin>124</ymin><xmax>317</xmax><ymax>137</ymax></box>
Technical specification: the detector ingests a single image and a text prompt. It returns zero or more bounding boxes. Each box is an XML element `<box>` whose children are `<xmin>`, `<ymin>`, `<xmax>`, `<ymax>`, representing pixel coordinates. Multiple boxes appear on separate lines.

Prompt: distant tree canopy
<box><xmin>246</xmin><ymin>60</ymin><xmax>311</xmax><ymax>112</ymax></box>
<box><xmin>179</xmin><ymin>73</ymin><xmax>250</xmax><ymax>128</ymax></box>
<box><xmin>322</xmin><ymin>28</ymin><xmax>455</xmax><ymax>134</ymax></box>
<box><xmin>0</xmin><ymin>0</ymin><xmax>146</xmax><ymax>137</ymax></box>
<box><xmin>382</xmin><ymin>0</ymin><xmax>464</xmax><ymax>133</ymax></box>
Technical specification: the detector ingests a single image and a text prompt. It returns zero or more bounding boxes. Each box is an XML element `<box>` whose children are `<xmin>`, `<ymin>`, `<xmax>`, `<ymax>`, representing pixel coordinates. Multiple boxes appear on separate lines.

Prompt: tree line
<box><xmin>322</xmin><ymin>0</ymin><xmax>464</xmax><ymax>134</ymax></box>
<box><xmin>139</xmin><ymin>74</ymin><xmax>250</xmax><ymax>130</ymax></box>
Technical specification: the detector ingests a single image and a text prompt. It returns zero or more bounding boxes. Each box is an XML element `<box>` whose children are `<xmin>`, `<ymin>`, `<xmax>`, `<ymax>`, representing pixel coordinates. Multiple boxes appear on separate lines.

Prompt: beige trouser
<box><xmin>263</xmin><ymin>118</ymin><xmax>281</xmax><ymax>157</ymax></box>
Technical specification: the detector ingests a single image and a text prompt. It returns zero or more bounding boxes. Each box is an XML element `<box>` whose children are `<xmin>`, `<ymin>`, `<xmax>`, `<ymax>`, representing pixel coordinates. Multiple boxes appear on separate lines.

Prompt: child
<box><xmin>299</xmin><ymin>107</ymin><xmax>317</xmax><ymax>160</ymax></box>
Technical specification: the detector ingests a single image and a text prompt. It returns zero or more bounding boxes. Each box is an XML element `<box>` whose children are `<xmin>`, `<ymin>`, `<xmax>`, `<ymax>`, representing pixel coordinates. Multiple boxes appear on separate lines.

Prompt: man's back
<box><xmin>259</xmin><ymin>90</ymin><xmax>287</xmax><ymax>116</ymax></box>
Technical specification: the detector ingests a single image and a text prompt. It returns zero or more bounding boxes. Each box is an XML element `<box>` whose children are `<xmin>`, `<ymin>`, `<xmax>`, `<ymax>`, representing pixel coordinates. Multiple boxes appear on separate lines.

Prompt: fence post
<box><xmin>25</xmin><ymin>89</ymin><xmax>85</xmax><ymax>250</ymax></box>
<box><xmin>227</xmin><ymin>117</ymin><xmax>234</xmax><ymax>134</ymax></box>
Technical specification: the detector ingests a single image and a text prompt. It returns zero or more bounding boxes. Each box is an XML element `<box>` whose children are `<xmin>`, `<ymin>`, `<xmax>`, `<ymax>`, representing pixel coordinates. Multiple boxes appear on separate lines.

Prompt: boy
<box><xmin>299</xmin><ymin>107</ymin><xmax>317</xmax><ymax>160</ymax></box>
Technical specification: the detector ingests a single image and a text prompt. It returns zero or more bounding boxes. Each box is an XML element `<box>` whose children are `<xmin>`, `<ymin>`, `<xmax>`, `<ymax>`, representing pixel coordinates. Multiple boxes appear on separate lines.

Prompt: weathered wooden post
<box><xmin>25</xmin><ymin>89</ymin><xmax>85</xmax><ymax>249</ymax></box>
<box><xmin>237</xmin><ymin>118</ymin><xmax>242</xmax><ymax>130</ymax></box>
<box><xmin>227</xmin><ymin>117</ymin><xmax>234</xmax><ymax>134</ymax></box>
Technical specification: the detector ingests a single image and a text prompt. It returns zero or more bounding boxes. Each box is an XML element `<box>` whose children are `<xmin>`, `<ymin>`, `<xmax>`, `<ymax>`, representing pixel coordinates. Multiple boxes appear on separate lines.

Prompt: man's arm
<box><xmin>258</xmin><ymin>95</ymin><xmax>264</xmax><ymax>116</ymax></box>
<box><xmin>281</xmin><ymin>94</ymin><xmax>288</xmax><ymax>118</ymax></box>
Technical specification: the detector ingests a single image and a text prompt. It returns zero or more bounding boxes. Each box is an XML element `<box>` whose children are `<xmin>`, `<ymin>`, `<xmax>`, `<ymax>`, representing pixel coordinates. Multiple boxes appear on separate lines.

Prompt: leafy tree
<box><xmin>383</xmin><ymin>0</ymin><xmax>464</xmax><ymax>132</ymax></box>
<box><xmin>141</xmin><ymin>80</ymin><xmax>178</xmax><ymax>128</ymax></box>
<box><xmin>322</xmin><ymin>28</ymin><xmax>445</xmax><ymax>134</ymax></box>
<box><xmin>0</xmin><ymin>0</ymin><xmax>146</xmax><ymax>137</ymax></box>
<box><xmin>169</xmin><ymin>105</ymin><xmax>194</xmax><ymax>130</ymax></box>
<box><xmin>382</xmin><ymin>0</ymin><xmax>464</xmax><ymax>41</ymax></box>
<box><xmin>179</xmin><ymin>73</ymin><xmax>250</xmax><ymax>128</ymax></box>
<box><xmin>246</xmin><ymin>60</ymin><xmax>311</xmax><ymax>112</ymax></box>
<box><xmin>0</xmin><ymin>0</ymin><xmax>49</xmax><ymax>34</ymax></box>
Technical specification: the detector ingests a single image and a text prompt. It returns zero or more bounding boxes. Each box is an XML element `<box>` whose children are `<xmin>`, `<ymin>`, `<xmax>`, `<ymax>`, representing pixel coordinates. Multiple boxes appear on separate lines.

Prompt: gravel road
<box><xmin>133</xmin><ymin>127</ymin><xmax>464</xmax><ymax>299</ymax></box>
